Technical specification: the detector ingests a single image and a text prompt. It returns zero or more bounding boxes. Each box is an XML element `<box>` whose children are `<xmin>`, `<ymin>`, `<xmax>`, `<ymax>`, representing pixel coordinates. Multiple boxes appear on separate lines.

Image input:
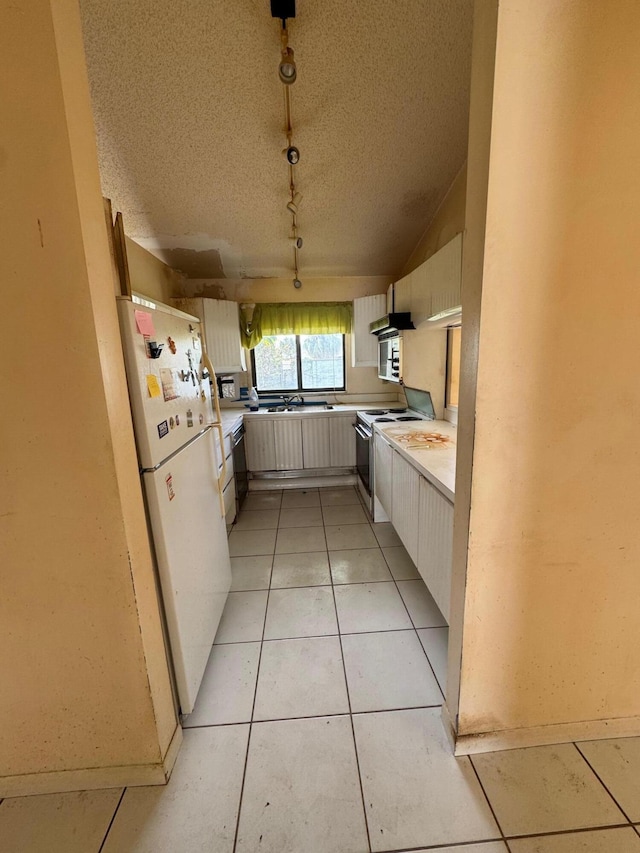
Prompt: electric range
<box><xmin>355</xmin><ymin>388</ymin><xmax>436</xmax><ymax>515</ymax></box>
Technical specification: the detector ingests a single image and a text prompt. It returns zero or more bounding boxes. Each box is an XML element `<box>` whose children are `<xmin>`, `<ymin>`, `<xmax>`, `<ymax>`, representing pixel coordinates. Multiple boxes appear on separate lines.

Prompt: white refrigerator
<box><xmin>118</xmin><ymin>298</ymin><xmax>231</xmax><ymax>715</ymax></box>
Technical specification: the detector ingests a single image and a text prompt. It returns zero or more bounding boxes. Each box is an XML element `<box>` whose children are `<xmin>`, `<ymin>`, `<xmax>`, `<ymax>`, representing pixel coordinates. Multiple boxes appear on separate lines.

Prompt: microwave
<box><xmin>378</xmin><ymin>334</ymin><xmax>401</xmax><ymax>383</ymax></box>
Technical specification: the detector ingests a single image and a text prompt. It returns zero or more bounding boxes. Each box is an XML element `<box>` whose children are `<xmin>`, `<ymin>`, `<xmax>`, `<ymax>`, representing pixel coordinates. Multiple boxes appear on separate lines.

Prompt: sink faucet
<box><xmin>281</xmin><ymin>394</ymin><xmax>303</xmax><ymax>407</ymax></box>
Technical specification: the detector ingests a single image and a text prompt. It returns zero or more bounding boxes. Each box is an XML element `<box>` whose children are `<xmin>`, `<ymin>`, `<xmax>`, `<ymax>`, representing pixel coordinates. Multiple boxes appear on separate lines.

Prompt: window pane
<box><xmin>253</xmin><ymin>335</ymin><xmax>298</xmax><ymax>390</ymax></box>
<box><xmin>299</xmin><ymin>334</ymin><xmax>344</xmax><ymax>390</ymax></box>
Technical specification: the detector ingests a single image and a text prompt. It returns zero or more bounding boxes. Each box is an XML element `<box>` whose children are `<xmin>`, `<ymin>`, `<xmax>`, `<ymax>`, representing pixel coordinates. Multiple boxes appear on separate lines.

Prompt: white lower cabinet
<box><xmin>329</xmin><ymin>415</ymin><xmax>356</xmax><ymax>467</ymax></box>
<box><xmin>245</xmin><ymin>419</ymin><xmax>276</xmax><ymax>471</ymax></box>
<box><xmin>417</xmin><ymin>476</ymin><xmax>454</xmax><ymax>622</ymax></box>
<box><xmin>373</xmin><ymin>432</ymin><xmax>394</xmax><ymax>519</ymax></box>
<box><xmin>247</xmin><ymin>414</ymin><xmax>356</xmax><ymax>473</ymax></box>
<box><xmin>273</xmin><ymin>419</ymin><xmax>304</xmax><ymax>470</ymax></box>
<box><xmin>301</xmin><ymin>418</ymin><xmax>331</xmax><ymax>468</ymax></box>
<box><xmin>391</xmin><ymin>452</ymin><xmax>421</xmax><ymax>564</ymax></box>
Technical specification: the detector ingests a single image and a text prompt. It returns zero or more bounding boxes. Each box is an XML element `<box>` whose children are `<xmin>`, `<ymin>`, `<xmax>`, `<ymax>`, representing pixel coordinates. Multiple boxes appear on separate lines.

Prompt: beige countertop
<box><xmin>240</xmin><ymin>403</ymin><xmax>364</xmax><ymax>418</ymax></box>
<box><xmin>374</xmin><ymin>420</ymin><xmax>457</xmax><ymax>502</ymax></box>
<box><xmin>218</xmin><ymin>404</ymin><xmax>360</xmax><ymax>435</ymax></box>
<box><xmin>218</xmin><ymin>409</ymin><xmax>245</xmax><ymax>436</ymax></box>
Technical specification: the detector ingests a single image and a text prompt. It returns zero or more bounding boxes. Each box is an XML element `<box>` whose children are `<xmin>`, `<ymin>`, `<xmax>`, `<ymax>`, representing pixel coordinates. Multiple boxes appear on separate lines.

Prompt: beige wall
<box><xmin>183</xmin><ymin>276</ymin><xmax>396</xmax><ymax>398</ymax></box>
<box><xmin>450</xmin><ymin>0</ymin><xmax>640</xmax><ymax>749</ymax></box>
<box><xmin>0</xmin><ymin>0</ymin><xmax>177</xmax><ymax>793</ymax></box>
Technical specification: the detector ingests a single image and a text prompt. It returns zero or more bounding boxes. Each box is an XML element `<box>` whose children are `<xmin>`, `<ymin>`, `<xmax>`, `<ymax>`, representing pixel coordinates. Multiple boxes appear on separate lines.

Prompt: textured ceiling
<box><xmin>79</xmin><ymin>0</ymin><xmax>473</xmax><ymax>280</ymax></box>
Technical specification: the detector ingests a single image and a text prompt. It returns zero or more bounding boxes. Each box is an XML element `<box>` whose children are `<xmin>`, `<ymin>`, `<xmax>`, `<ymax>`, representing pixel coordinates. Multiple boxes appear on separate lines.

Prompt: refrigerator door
<box><xmin>118</xmin><ymin>299</ymin><xmax>214</xmax><ymax>470</ymax></box>
<box><xmin>142</xmin><ymin>428</ymin><xmax>231</xmax><ymax>714</ymax></box>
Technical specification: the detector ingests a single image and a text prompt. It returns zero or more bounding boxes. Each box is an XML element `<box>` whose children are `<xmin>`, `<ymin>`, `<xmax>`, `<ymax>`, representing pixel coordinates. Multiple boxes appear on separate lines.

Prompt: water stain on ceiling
<box><xmin>79</xmin><ymin>0</ymin><xmax>473</xmax><ymax>280</ymax></box>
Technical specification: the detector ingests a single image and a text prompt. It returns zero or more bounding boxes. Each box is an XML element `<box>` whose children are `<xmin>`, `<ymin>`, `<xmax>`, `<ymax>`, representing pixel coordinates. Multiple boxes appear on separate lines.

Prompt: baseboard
<box><xmin>451</xmin><ymin>714</ymin><xmax>640</xmax><ymax>755</ymax></box>
<box><xmin>0</xmin><ymin>723</ymin><xmax>183</xmax><ymax>798</ymax></box>
<box><xmin>249</xmin><ymin>474</ymin><xmax>357</xmax><ymax>491</ymax></box>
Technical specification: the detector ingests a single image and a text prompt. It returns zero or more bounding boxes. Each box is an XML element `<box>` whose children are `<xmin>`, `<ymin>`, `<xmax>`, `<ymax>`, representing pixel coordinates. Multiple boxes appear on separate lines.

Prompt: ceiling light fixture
<box><xmin>271</xmin><ymin>0</ymin><xmax>302</xmax><ymax>290</ymax></box>
<box><xmin>283</xmin><ymin>145</ymin><xmax>300</xmax><ymax>165</ymax></box>
<box><xmin>286</xmin><ymin>192</ymin><xmax>302</xmax><ymax>215</ymax></box>
<box><xmin>279</xmin><ymin>45</ymin><xmax>297</xmax><ymax>85</ymax></box>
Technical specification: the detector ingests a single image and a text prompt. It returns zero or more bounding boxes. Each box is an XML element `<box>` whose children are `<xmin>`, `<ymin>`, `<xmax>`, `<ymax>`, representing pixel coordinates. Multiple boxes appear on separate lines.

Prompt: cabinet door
<box><xmin>330</xmin><ymin>415</ymin><xmax>356</xmax><ymax>467</ymax></box>
<box><xmin>417</xmin><ymin>477</ymin><xmax>453</xmax><ymax>623</ymax></box>
<box><xmin>394</xmin><ymin>272</ymin><xmax>412</xmax><ymax>312</ymax></box>
<box><xmin>302</xmin><ymin>418</ymin><xmax>331</xmax><ymax>469</ymax></box>
<box><xmin>425</xmin><ymin>232</ymin><xmax>462</xmax><ymax>322</ymax></box>
<box><xmin>245</xmin><ymin>420</ymin><xmax>276</xmax><ymax>471</ymax></box>
<box><xmin>223</xmin><ymin>478</ymin><xmax>236</xmax><ymax>526</ymax></box>
<box><xmin>373</xmin><ymin>432</ymin><xmax>393</xmax><ymax>518</ymax></box>
<box><xmin>391</xmin><ymin>451</ymin><xmax>420</xmax><ymax>563</ymax></box>
<box><xmin>273</xmin><ymin>419</ymin><xmax>303</xmax><ymax>470</ymax></box>
<box><xmin>202</xmin><ymin>299</ymin><xmax>246</xmax><ymax>373</ymax></box>
<box><xmin>352</xmin><ymin>294</ymin><xmax>386</xmax><ymax>367</ymax></box>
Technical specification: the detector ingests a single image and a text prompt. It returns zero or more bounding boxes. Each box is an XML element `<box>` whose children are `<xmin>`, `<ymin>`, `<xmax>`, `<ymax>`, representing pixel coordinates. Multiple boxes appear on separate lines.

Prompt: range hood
<box><xmin>369</xmin><ymin>312</ymin><xmax>415</xmax><ymax>336</ymax></box>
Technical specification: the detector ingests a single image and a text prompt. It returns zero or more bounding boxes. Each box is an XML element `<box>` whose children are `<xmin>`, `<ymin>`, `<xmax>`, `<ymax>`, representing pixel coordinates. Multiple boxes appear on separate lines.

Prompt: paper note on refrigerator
<box><xmin>146</xmin><ymin>374</ymin><xmax>162</xmax><ymax>398</ymax></box>
<box><xmin>135</xmin><ymin>310</ymin><xmax>156</xmax><ymax>336</ymax></box>
<box><xmin>160</xmin><ymin>368</ymin><xmax>179</xmax><ymax>401</ymax></box>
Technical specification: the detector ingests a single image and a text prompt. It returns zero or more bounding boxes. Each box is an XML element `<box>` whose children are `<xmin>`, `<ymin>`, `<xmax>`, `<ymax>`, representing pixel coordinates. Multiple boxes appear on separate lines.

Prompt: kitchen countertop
<box><xmin>217</xmin><ymin>404</ymin><xmax>361</xmax><ymax>435</ymax></box>
<box><xmin>241</xmin><ymin>404</ymin><xmax>364</xmax><ymax>418</ymax></box>
<box><xmin>218</xmin><ymin>409</ymin><xmax>245</xmax><ymax>436</ymax></box>
<box><xmin>374</xmin><ymin>420</ymin><xmax>457</xmax><ymax>502</ymax></box>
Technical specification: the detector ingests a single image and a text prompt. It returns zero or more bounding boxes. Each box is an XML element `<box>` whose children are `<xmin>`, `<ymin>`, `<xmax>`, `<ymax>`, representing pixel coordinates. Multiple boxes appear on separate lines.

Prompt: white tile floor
<box><xmin>4</xmin><ymin>485</ymin><xmax>640</xmax><ymax>852</ymax></box>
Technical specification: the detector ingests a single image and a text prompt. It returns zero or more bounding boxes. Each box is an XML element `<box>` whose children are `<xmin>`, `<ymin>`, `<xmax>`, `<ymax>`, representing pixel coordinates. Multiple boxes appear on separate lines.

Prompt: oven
<box><xmin>354</xmin><ymin>415</ymin><xmax>373</xmax><ymax>512</ymax></box>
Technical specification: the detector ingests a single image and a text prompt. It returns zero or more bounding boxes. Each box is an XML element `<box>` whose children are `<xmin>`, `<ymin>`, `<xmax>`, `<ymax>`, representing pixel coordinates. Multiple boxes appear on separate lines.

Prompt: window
<box><xmin>251</xmin><ymin>333</ymin><xmax>345</xmax><ymax>393</ymax></box>
<box><xmin>445</xmin><ymin>326</ymin><xmax>461</xmax><ymax>409</ymax></box>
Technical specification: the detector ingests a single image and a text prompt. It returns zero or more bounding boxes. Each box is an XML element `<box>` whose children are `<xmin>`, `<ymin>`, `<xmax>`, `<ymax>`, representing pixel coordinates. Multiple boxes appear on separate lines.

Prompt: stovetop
<box><xmin>357</xmin><ymin>408</ymin><xmax>431</xmax><ymax>427</ymax></box>
<box><xmin>358</xmin><ymin>390</ymin><xmax>435</xmax><ymax>428</ymax></box>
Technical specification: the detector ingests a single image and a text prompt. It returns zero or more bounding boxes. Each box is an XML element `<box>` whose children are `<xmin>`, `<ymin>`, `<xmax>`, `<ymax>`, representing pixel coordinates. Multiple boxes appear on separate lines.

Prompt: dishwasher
<box><xmin>232</xmin><ymin>421</ymin><xmax>248</xmax><ymax>513</ymax></box>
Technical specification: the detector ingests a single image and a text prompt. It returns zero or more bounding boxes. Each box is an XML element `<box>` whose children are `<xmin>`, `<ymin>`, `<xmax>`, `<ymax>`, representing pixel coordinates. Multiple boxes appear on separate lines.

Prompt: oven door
<box><xmin>354</xmin><ymin>421</ymin><xmax>372</xmax><ymax>499</ymax></box>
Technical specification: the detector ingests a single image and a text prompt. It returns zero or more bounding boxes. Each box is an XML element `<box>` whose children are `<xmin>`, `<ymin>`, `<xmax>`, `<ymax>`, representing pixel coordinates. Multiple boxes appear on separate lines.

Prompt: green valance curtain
<box><xmin>240</xmin><ymin>302</ymin><xmax>352</xmax><ymax>349</ymax></box>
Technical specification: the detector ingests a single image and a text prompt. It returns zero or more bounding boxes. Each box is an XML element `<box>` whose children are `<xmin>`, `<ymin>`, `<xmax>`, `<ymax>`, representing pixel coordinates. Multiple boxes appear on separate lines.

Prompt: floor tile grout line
<box><xmin>467</xmin><ymin>754</ymin><xmax>512</xmax><ymax>852</ymax></box>
<box><xmin>216</xmin><ymin>625</ymin><xmax>439</xmax><ymax>647</ymax></box>
<box><xmin>503</xmin><ymin>822</ymin><xmax>633</xmax><ymax>841</ymax></box>
<box><xmin>184</xmin><ymin>703</ymin><xmax>447</xmax><ymax>730</ymax></box>
<box><xmin>231</xmin><ymin>540</ymin><xmax>276</xmax><ymax>853</ymax></box>
<box><xmin>324</xmin><ymin>519</ymin><xmax>374</xmax><ymax>853</ymax></box>
<box><xmin>572</xmin><ymin>741</ymin><xmax>635</xmax><ymax>825</ymax></box>
<box><xmin>367</xmin><ymin>839</ymin><xmax>506</xmax><ymax>852</ymax></box>
<box><xmin>378</xmin><ymin>546</ymin><xmax>447</xmax><ymax>703</ymax></box>
<box><xmin>97</xmin><ymin>787</ymin><xmax>126</xmax><ymax>853</ymax></box>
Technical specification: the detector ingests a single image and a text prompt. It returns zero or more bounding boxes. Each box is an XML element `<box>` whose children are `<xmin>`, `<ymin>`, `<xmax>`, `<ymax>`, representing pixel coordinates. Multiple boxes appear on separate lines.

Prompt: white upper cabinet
<box><xmin>173</xmin><ymin>297</ymin><xmax>246</xmax><ymax>373</ymax></box>
<box><xmin>201</xmin><ymin>299</ymin><xmax>246</xmax><ymax>373</ymax></box>
<box><xmin>352</xmin><ymin>294</ymin><xmax>386</xmax><ymax>367</ymax></box>
<box><xmin>390</xmin><ymin>233</ymin><xmax>463</xmax><ymax>327</ymax></box>
<box><xmin>393</xmin><ymin>272</ymin><xmax>412</xmax><ymax>313</ymax></box>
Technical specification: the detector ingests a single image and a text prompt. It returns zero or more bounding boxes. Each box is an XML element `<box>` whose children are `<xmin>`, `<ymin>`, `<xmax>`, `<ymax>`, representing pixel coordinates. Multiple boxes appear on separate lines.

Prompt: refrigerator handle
<box><xmin>202</xmin><ymin>349</ymin><xmax>227</xmax><ymax>519</ymax></box>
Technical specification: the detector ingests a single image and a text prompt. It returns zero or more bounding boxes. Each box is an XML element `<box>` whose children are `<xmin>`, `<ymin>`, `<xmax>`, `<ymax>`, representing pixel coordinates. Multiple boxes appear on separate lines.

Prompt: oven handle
<box><xmin>354</xmin><ymin>424</ymin><xmax>371</xmax><ymax>441</ymax></box>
